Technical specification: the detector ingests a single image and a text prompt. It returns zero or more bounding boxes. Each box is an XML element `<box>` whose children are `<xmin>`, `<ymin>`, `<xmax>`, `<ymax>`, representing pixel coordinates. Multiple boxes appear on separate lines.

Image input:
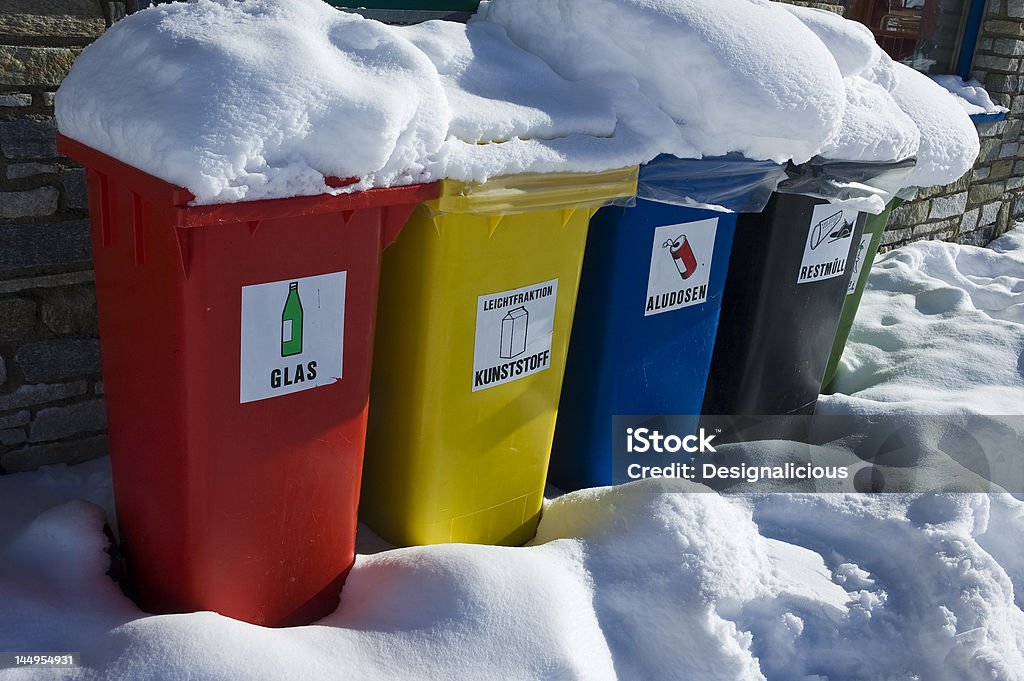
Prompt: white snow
<box><xmin>56</xmin><ymin>0</ymin><xmax>450</xmax><ymax>204</ymax></box>
<box><xmin>780</xmin><ymin>6</ymin><xmax>920</xmax><ymax>164</ymax></box>
<box><xmin>825</xmin><ymin>227</ymin><xmax>1024</xmax><ymax>413</ymax></box>
<box><xmin>482</xmin><ymin>0</ymin><xmax>846</xmax><ymax>165</ymax></box>
<box><xmin>886</xmin><ymin>62</ymin><xmax>982</xmax><ymax>188</ymax></box>
<box><xmin>399</xmin><ymin>20</ymin><xmax>670</xmax><ymax>183</ymax></box>
<box><xmin>56</xmin><ymin>0</ymin><xmax>979</xmax><ymax>204</ymax></box>
<box><xmin>3</xmin><ymin>230</ymin><xmax>1024</xmax><ymax>680</ymax></box>
<box><xmin>932</xmin><ymin>74</ymin><xmax>1010</xmax><ymax>117</ymax></box>
<box><xmin>55</xmin><ymin>0</ymin><xmax>664</xmax><ymax>204</ymax></box>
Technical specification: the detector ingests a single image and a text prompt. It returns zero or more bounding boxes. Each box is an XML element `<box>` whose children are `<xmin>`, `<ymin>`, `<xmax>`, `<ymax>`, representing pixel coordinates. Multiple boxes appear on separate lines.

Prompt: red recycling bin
<box><xmin>57</xmin><ymin>135</ymin><xmax>437</xmax><ymax>627</ymax></box>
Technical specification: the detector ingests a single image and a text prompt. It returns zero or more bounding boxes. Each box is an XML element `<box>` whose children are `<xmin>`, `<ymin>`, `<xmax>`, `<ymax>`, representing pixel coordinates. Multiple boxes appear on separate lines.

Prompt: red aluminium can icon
<box><xmin>664</xmin><ymin>235</ymin><xmax>698</xmax><ymax>279</ymax></box>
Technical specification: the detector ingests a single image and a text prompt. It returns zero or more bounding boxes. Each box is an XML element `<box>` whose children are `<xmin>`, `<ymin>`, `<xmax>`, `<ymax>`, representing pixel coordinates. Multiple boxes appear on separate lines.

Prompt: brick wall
<box><xmin>0</xmin><ymin>1</ymin><xmax>124</xmax><ymax>472</ymax></box>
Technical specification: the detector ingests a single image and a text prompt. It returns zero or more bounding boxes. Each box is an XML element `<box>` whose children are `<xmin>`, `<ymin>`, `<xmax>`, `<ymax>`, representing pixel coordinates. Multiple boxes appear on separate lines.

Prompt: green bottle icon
<box><xmin>281</xmin><ymin>282</ymin><xmax>303</xmax><ymax>357</ymax></box>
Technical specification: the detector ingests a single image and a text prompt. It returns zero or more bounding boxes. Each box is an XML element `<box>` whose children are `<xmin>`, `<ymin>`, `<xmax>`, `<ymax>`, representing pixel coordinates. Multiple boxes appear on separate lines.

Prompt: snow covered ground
<box><xmin>2</xmin><ymin>230</ymin><xmax>1023</xmax><ymax>679</ymax></box>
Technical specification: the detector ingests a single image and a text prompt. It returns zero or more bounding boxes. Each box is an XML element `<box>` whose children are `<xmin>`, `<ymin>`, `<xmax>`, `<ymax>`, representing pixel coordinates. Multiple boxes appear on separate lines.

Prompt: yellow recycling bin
<box><xmin>362</xmin><ymin>167</ymin><xmax>639</xmax><ymax>546</ymax></box>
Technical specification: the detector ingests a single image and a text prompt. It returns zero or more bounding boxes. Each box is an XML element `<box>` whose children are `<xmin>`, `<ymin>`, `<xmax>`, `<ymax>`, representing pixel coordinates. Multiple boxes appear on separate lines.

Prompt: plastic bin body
<box><xmin>703</xmin><ymin>193</ymin><xmax>865</xmax><ymax>419</ymax></box>
<box><xmin>822</xmin><ymin>200</ymin><xmax>898</xmax><ymax>389</ymax></box>
<box><xmin>57</xmin><ymin>135</ymin><xmax>437</xmax><ymax>627</ymax></box>
<box><xmin>361</xmin><ymin>170</ymin><xmax>637</xmax><ymax>546</ymax></box>
<box><xmin>549</xmin><ymin>200</ymin><xmax>736</xmax><ymax>490</ymax></box>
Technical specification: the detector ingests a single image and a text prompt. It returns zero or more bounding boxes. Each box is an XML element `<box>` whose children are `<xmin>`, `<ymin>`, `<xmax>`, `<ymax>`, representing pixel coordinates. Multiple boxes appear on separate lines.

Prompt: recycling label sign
<box><xmin>240</xmin><ymin>271</ymin><xmax>346</xmax><ymax>404</ymax></box>
<box><xmin>797</xmin><ymin>205</ymin><xmax>859</xmax><ymax>285</ymax></box>
<box><xmin>645</xmin><ymin>218</ymin><xmax>718</xmax><ymax>317</ymax></box>
<box><xmin>472</xmin><ymin>278</ymin><xmax>558</xmax><ymax>392</ymax></box>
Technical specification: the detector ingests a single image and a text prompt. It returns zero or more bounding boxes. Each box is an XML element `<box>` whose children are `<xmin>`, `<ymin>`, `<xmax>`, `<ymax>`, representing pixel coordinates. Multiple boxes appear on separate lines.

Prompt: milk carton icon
<box><xmin>500</xmin><ymin>306</ymin><xmax>529</xmax><ymax>359</ymax></box>
<box><xmin>663</xmin><ymin>235</ymin><xmax>698</xmax><ymax>280</ymax></box>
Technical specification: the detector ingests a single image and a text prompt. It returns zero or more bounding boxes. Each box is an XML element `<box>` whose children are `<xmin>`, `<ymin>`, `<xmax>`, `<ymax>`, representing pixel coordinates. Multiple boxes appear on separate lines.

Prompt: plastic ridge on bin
<box><xmin>428</xmin><ymin>167</ymin><xmax>641</xmax><ymax>216</ymax></box>
<box><xmin>361</xmin><ymin>167</ymin><xmax>638</xmax><ymax>547</ymax></box>
<box><xmin>57</xmin><ymin>133</ymin><xmax>438</xmax><ymax>628</ymax></box>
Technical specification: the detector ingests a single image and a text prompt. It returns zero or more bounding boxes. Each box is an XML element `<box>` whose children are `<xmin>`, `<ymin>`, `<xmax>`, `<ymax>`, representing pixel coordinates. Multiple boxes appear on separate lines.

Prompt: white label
<box><xmin>240</xmin><ymin>271</ymin><xmax>346</xmax><ymax>404</ymax></box>
<box><xmin>797</xmin><ymin>205</ymin><xmax>859</xmax><ymax>285</ymax></box>
<box><xmin>847</xmin><ymin>233</ymin><xmax>873</xmax><ymax>296</ymax></box>
<box><xmin>645</xmin><ymin>218</ymin><xmax>718</xmax><ymax>317</ymax></box>
<box><xmin>472</xmin><ymin>278</ymin><xmax>558</xmax><ymax>392</ymax></box>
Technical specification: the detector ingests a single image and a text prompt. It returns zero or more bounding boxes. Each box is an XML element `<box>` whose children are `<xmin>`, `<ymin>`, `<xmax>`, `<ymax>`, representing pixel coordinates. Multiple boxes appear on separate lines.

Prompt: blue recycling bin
<box><xmin>549</xmin><ymin>156</ymin><xmax>785</xmax><ymax>490</ymax></box>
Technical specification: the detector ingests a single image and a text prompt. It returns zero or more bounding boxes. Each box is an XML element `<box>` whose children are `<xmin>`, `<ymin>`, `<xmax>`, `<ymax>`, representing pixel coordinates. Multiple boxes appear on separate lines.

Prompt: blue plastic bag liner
<box><xmin>774</xmin><ymin>157</ymin><xmax>916</xmax><ymax>208</ymax></box>
<box><xmin>637</xmin><ymin>154</ymin><xmax>787</xmax><ymax>213</ymax></box>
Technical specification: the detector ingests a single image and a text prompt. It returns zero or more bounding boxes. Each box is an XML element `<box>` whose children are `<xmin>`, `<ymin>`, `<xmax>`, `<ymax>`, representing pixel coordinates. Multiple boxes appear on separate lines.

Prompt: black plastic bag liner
<box><xmin>775</xmin><ymin>156</ymin><xmax>917</xmax><ymax>207</ymax></box>
<box><xmin>637</xmin><ymin>154</ymin><xmax>787</xmax><ymax>213</ymax></box>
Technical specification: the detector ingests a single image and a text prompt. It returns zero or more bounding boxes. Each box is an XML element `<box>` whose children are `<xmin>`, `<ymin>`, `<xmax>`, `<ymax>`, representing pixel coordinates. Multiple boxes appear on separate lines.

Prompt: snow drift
<box><xmin>482</xmin><ymin>0</ymin><xmax>846</xmax><ymax>164</ymax></box>
<box><xmin>56</xmin><ymin>0</ymin><xmax>449</xmax><ymax>203</ymax></box>
<box><xmin>57</xmin><ymin>0</ymin><xmax>979</xmax><ymax>205</ymax></box>
<box><xmin>3</xmin><ymin>230</ymin><xmax>1024</xmax><ymax>680</ymax></box>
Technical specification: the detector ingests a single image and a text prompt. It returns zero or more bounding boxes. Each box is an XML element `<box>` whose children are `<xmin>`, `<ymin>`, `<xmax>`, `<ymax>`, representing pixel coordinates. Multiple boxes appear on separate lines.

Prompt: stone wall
<box><xmin>0</xmin><ymin>1</ymin><xmax>124</xmax><ymax>472</ymax></box>
<box><xmin>882</xmin><ymin>0</ymin><xmax>1024</xmax><ymax>250</ymax></box>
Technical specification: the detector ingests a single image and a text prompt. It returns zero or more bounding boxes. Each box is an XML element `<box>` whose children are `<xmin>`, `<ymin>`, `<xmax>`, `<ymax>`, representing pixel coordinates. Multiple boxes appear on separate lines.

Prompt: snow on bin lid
<box><xmin>886</xmin><ymin>61</ymin><xmax>981</xmax><ymax>189</ymax></box>
<box><xmin>399</xmin><ymin>20</ymin><xmax>668</xmax><ymax>182</ymax></box>
<box><xmin>480</xmin><ymin>0</ymin><xmax>847</xmax><ymax>165</ymax></box>
<box><xmin>779</xmin><ymin>5</ymin><xmax>978</xmax><ymax>188</ymax></box>
<box><xmin>55</xmin><ymin>0</ymin><xmax>661</xmax><ymax>205</ymax></box>
<box><xmin>56</xmin><ymin>0</ymin><xmax>449</xmax><ymax>205</ymax></box>
<box><xmin>779</xmin><ymin>6</ymin><xmax>920</xmax><ymax>166</ymax></box>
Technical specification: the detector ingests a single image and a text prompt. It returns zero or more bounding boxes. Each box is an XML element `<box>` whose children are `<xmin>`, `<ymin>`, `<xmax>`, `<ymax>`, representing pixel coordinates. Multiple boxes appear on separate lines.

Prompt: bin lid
<box><xmin>637</xmin><ymin>154</ymin><xmax>786</xmax><ymax>213</ymax></box>
<box><xmin>775</xmin><ymin>157</ymin><xmax>917</xmax><ymax>209</ymax></box>
<box><xmin>429</xmin><ymin>166</ymin><xmax>639</xmax><ymax>216</ymax></box>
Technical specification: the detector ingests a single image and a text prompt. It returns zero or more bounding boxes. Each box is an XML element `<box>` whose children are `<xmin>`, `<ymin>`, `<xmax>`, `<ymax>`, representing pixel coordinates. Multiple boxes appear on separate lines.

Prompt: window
<box><xmin>845</xmin><ymin>0</ymin><xmax>972</xmax><ymax>74</ymax></box>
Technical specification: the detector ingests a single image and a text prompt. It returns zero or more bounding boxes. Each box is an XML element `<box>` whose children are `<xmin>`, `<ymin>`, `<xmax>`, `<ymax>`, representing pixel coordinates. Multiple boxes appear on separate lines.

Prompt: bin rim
<box><xmin>775</xmin><ymin>155</ymin><xmax>917</xmax><ymax>209</ymax></box>
<box><xmin>56</xmin><ymin>134</ymin><xmax>440</xmax><ymax>229</ymax></box>
<box><xmin>428</xmin><ymin>166</ymin><xmax>639</xmax><ymax>216</ymax></box>
<box><xmin>636</xmin><ymin>154</ymin><xmax>787</xmax><ymax>214</ymax></box>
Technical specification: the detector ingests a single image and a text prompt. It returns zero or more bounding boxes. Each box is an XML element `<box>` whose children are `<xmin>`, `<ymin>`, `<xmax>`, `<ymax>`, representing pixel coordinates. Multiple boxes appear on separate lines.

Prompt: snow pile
<box><xmin>57</xmin><ymin>0</ymin><xmax>663</xmax><ymax>204</ymax></box>
<box><xmin>825</xmin><ymin>227</ymin><xmax>1024</xmax><ymax>412</ymax></box>
<box><xmin>482</xmin><ymin>0</ymin><xmax>847</xmax><ymax>164</ymax></box>
<box><xmin>4</xmin><ymin>233</ymin><xmax>1024</xmax><ymax>678</ymax></box>
<box><xmin>56</xmin><ymin>0</ymin><xmax>449</xmax><ymax>203</ymax></box>
<box><xmin>820</xmin><ymin>227</ymin><xmax>1024</xmax><ymax>496</ymax></box>
<box><xmin>780</xmin><ymin>5</ymin><xmax>920</xmax><ymax>164</ymax></box>
<box><xmin>56</xmin><ymin>0</ymin><xmax>980</xmax><ymax>204</ymax></box>
<box><xmin>932</xmin><ymin>74</ymin><xmax>1010</xmax><ymax>117</ymax></box>
<box><xmin>485</xmin><ymin>0</ymin><xmax>977</xmax><ymax>183</ymax></box>
<box><xmin>2</xmin><ymin>460</ymin><xmax>1023</xmax><ymax>680</ymax></box>
<box><xmin>885</xmin><ymin>62</ymin><xmax>982</xmax><ymax>188</ymax></box>
<box><xmin>399</xmin><ymin>20</ymin><xmax>670</xmax><ymax>182</ymax></box>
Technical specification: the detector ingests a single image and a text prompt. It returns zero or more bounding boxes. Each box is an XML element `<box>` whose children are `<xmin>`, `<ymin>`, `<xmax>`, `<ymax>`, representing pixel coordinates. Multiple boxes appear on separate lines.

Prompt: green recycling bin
<box><xmin>822</xmin><ymin>199</ymin><xmax>901</xmax><ymax>391</ymax></box>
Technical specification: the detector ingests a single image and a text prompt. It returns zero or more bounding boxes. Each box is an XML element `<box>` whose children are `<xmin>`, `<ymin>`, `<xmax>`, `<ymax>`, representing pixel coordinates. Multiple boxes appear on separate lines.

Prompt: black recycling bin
<box><xmin>701</xmin><ymin>159</ymin><xmax>915</xmax><ymax>441</ymax></box>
